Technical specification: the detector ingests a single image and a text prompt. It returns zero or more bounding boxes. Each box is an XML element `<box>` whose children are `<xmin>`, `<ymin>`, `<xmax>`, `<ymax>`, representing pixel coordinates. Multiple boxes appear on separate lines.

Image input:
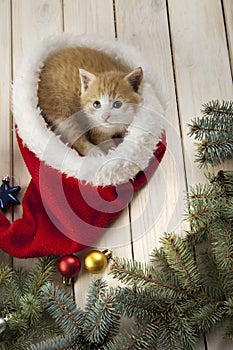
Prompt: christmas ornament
<box><xmin>84</xmin><ymin>249</ymin><xmax>112</xmax><ymax>274</ymax></box>
<box><xmin>0</xmin><ymin>317</ymin><xmax>7</xmax><ymax>334</ymax></box>
<box><xmin>0</xmin><ymin>176</ymin><xmax>21</xmax><ymax>213</ymax></box>
<box><xmin>58</xmin><ymin>254</ymin><xmax>81</xmax><ymax>285</ymax></box>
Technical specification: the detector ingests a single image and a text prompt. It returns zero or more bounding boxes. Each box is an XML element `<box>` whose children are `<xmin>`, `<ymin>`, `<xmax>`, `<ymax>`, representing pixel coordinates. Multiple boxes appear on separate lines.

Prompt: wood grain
<box><xmin>0</xmin><ymin>1</ymin><xmax>232</xmax><ymax>347</ymax></box>
<box><xmin>63</xmin><ymin>0</ymin><xmax>132</xmax><ymax>309</ymax></box>
<box><xmin>63</xmin><ymin>0</ymin><xmax>115</xmax><ymax>38</ymax></box>
<box><xmin>0</xmin><ymin>0</ymin><xmax>13</xmax><ymax>264</ymax></box>
<box><xmin>11</xmin><ymin>0</ymin><xmax>63</xmax><ymax>270</ymax></box>
<box><xmin>168</xmin><ymin>0</ymin><xmax>233</xmax><ymax>348</ymax></box>
<box><xmin>115</xmin><ymin>0</ymin><xmax>187</xmax><ymax>258</ymax></box>
<box><xmin>168</xmin><ymin>0</ymin><xmax>233</xmax><ymax>186</ymax></box>
<box><xmin>223</xmin><ymin>0</ymin><xmax>233</xmax><ymax>72</ymax></box>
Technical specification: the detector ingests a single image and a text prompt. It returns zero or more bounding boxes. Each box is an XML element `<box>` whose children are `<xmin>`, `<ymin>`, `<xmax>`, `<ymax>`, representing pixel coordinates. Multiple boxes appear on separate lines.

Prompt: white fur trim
<box><xmin>12</xmin><ymin>34</ymin><xmax>165</xmax><ymax>186</ymax></box>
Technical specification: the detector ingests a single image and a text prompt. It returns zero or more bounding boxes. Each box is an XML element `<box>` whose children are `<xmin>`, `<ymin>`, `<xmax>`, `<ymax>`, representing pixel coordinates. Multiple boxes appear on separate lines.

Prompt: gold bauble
<box><xmin>84</xmin><ymin>250</ymin><xmax>108</xmax><ymax>274</ymax></box>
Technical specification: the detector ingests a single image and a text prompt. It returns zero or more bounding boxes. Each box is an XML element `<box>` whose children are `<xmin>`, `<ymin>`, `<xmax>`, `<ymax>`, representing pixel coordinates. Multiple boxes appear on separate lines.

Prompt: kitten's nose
<box><xmin>102</xmin><ymin>113</ymin><xmax>110</xmax><ymax>122</ymax></box>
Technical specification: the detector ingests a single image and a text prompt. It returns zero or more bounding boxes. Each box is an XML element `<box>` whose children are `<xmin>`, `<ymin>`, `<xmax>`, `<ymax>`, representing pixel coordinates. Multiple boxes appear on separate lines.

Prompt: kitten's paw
<box><xmin>99</xmin><ymin>140</ymin><xmax>116</xmax><ymax>154</ymax></box>
<box><xmin>87</xmin><ymin>146</ymin><xmax>105</xmax><ymax>157</ymax></box>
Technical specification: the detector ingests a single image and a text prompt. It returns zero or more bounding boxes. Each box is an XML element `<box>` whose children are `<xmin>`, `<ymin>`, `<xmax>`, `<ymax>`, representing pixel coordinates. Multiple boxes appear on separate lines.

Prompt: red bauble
<box><xmin>58</xmin><ymin>255</ymin><xmax>81</xmax><ymax>280</ymax></box>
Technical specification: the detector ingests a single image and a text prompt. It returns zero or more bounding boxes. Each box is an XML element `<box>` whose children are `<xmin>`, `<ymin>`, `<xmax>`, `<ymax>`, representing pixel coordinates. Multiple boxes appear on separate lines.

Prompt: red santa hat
<box><xmin>0</xmin><ymin>34</ymin><xmax>166</xmax><ymax>258</ymax></box>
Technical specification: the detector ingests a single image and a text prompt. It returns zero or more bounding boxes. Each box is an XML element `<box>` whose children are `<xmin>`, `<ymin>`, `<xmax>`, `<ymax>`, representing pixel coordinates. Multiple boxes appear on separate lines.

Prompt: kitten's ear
<box><xmin>79</xmin><ymin>69</ymin><xmax>96</xmax><ymax>95</ymax></box>
<box><xmin>124</xmin><ymin>67</ymin><xmax>143</xmax><ymax>93</ymax></box>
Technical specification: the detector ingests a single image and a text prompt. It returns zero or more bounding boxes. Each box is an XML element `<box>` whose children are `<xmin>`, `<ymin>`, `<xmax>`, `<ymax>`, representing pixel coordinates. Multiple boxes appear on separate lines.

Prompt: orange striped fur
<box><xmin>38</xmin><ymin>47</ymin><xmax>143</xmax><ymax>156</ymax></box>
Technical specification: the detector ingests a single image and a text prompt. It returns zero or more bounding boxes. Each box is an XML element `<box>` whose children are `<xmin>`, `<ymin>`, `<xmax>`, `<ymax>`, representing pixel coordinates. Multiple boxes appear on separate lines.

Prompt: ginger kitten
<box><xmin>38</xmin><ymin>47</ymin><xmax>143</xmax><ymax>156</ymax></box>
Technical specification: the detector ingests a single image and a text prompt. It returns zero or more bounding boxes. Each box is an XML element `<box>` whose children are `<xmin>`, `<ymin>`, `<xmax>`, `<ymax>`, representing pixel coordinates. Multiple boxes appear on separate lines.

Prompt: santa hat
<box><xmin>0</xmin><ymin>34</ymin><xmax>166</xmax><ymax>258</ymax></box>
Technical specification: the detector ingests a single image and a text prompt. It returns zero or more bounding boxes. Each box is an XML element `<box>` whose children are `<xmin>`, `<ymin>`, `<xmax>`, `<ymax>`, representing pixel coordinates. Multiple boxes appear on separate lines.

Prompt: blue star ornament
<box><xmin>0</xmin><ymin>177</ymin><xmax>21</xmax><ymax>213</ymax></box>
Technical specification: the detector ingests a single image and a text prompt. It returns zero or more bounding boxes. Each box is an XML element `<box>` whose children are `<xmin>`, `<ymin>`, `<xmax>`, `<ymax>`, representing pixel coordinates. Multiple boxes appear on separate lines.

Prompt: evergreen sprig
<box><xmin>41</xmin><ymin>282</ymin><xmax>84</xmax><ymax>338</ymax></box>
<box><xmin>0</xmin><ymin>257</ymin><xmax>60</xmax><ymax>350</ymax></box>
<box><xmin>1</xmin><ymin>172</ymin><xmax>233</xmax><ymax>349</ymax></box>
<box><xmin>110</xmin><ymin>257</ymin><xmax>185</xmax><ymax>299</ymax></box>
<box><xmin>25</xmin><ymin>171</ymin><xmax>233</xmax><ymax>349</ymax></box>
<box><xmin>188</xmin><ymin>100</ymin><xmax>233</xmax><ymax>166</ymax></box>
<box><xmin>1</xmin><ymin>101</ymin><xmax>233</xmax><ymax>349</ymax></box>
<box><xmin>84</xmin><ymin>279</ymin><xmax>120</xmax><ymax>345</ymax></box>
<box><xmin>28</xmin><ymin>279</ymin><xmax>121</xmax><ymax>350</ymax></box>
<box><xmin>29</xmin><ymin>335</ymin><xmax>86</xmax><ymax>350</ymax></box>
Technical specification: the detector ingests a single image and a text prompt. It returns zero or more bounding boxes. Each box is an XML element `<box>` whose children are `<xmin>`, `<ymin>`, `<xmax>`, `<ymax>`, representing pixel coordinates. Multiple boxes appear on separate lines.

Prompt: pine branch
<box><xmin>112</xmin><ymin>321</ymin><xmax>160</xmax><ymax>350</ymax></box>
<box><xmin>112</xmin><ymin>313</ymin><xmax>195</xmax><ymax>350</ymax></box>
<box><xmin>192</xmin><ymin>302</ymin><xmax>226</xmax><ymax>335</ymax></box>
<box><xmin>0</xmin><ymin>264</ymin><xmax>12</xmax><ymax>286</ymax></box>
<box><xmin>85</xmin><ymin>278</ymin><xmax>108</xmax><ymax>313</ymax></box>
<box><xmin>23</xmin><ymin>256</ymin><xmax>57</xmax><ymax>296</ymax></box>
<box><xmin>186</xmin><ymin>183</ymin><xmax>222</xmax><ymax>229</ymax></box>
<box><xmin>197</xmin><ymin>251</ymin><xmax>225</xmax><ymax>300</ymax></box>
<box><xmin>150</xmin><ymin>248</ymin><xmax>181</xmax><ymax>285</ymax></box>
<box><xmin>3</xmin><ymin>170</ymin><xmax>233</xmax><ymax>349</ymax></box>
<box><xmin>156</xmin><ymin>316</ymin><xmax>178</xmax><ymax>350</ymax></box>
<box><xmin>196</xmin><ymin>139</ymin><xmax>233</xmax><ymax>167</ymax></box>
<box><xmin>185</xmin><ymin>180</ymin><xmax>224</xmax><ymax>245</ymax></box>
<box><xmin>114</xmin><ymin>287</ymin><xmax>165</xmax><ymax>321</ymax></box>
<box><xmin>6</xmin><ymin>335</ymin><xmax>33</xmax><ymax>350</ymax></box>
<box><xmin>28</xmin><ymin>335</ymin><xmax>88</xmax><ymax>350</ymax></box>
<box><xmin>213</xmin><ymin>171</ymin><xmax>233</xmax><ymax>199</ymax></box>
<box><xmin>18</xmin><ymin>293</ymin><xmax>42</xmax><ymax>325</ymax></box>
<box><xmin>110</xmin><ymin>257</ymin><xmax>186</xmax><ymax>298</ymax></box>
<box><xmin>11</xmin><ymin>268</ymin><xmax>27</xmax><ymax>294</ymax></box>
<box><xmin>202</xmin><ymin>100</ymin><xmax>233</xmax><ymax>117</ymax></box>
<box><xmin>188</xmin><ymin>100</ymin><xmax>233</xmax><ymax>166</ymax></box>
<box><xmin>155</xmin><ymin>314</ymin><xmax>195</xmax><ymax>350</ymax></box>
<box><xmin>211</xmin><ymin>221</ymin><xmax>233</xmax><ymax>298</ymax></box>
<box><xmin>0</xmin><ymin>258</ymin><xmax>60</xmax><ymax>350</ymax></box>
<box><xmin>189</xmin><ymin>100</ymin><xmax>233</xmax><ymax>138</ymax></box>
<box><xmin>171</xmin><ymin>304</ymin><xmax>198</xmax><ymax>349</ymax></box>
<box><xmin>3</xmin><ymin>274</ymin><xmax>22</xmax><ymax>312</ymax></box>
<box><xmin>185</xmin><ymin>226</ymin><xmax>210</xmax><ymax>246</ymax></box>
<box><xmin>84</xmin><ymin>279</ymin><xmax>120</xmax><ymax>346</ymax></box>
<box><xmin>41</xmin><ymin>283</ymin><xmax>84</xmax><ymax>338</ymax></box>
<box><xmin>161</xmin><ymin>234</ymin><xmax>201</xmax><ymax>292</ymax></box>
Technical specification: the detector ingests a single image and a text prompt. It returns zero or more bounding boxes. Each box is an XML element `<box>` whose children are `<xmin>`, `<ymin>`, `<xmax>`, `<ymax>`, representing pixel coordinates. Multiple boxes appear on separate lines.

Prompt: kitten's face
<box><xmin>79</xmin><ymin>68</ymin><xmax>143</xmax><ymax>132</ymax></box>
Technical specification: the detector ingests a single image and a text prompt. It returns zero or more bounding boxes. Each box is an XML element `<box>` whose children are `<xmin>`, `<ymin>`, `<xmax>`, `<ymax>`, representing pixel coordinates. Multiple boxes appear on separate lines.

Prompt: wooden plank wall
<box><xmin>0</xmin><ymin>1</ymin><xmax>232</xmax><ymax>348</ymax></box>
<box><xmin>0</xmin><ymin>0</ymin><xmax>12</xmax><ymax>266</ymax></box>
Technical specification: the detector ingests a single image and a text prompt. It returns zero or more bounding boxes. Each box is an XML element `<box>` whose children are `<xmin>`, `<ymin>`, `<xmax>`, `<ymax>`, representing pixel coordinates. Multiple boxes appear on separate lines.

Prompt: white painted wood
<box><xmin>114</xmin><ymin>2</ymin><xmax>203</xmax><ymax>346</ymax></box>
<box><xmin>168</xmin><ymin>0</ymin><xmax>233</xmax><ymax>187</ymax></box>
<box><xmin>223</xmin><ymin>0</ymin><xmax>233</xmax><ymax>71</ymax></box>
<box><xmin>64</xmin><ymin>0</ymin><xmax>133</xmax><ymax>309</ymax></box>
<box><xmin>63</xmin><ymin>0</ymin><xmax>115</xmax><ymax>38</ymax></box>
<box><xmin>11</xmin><ymin>0</ymin><xmax>63</xmax><ymax>270</ymax></box>
<box><xmin>204</xmin><ymin>323</ymin><xmax>233</xmax><ymax>350</ymax></box>
<box><xmin>0</xmin><ymin>0</ymin><xmax>232</xmax><ymax>346</ymax></box>
<box><xmin>115</xmin><ymin>0</ymin><xmax>187</xmax><ymax>256</ymax></box>
<box><xmin>0</xmin><ymin>0</ymin><xmax>13</xmax><ymax>265</ymax></box>
<box><xmin>0</xmin><ymin>0</ymin><xmax>12</xmax><ymax>180</ymax></box>
<box><xmin>168</xmin><ymin>0</ymin><xmax>233</xmax><ymax>349</ymax></box>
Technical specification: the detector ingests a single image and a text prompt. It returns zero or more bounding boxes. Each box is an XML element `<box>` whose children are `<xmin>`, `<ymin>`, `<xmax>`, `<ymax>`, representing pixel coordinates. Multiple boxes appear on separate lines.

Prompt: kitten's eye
<box><xmin>93</xmin><ymin>101</ymin><xmax>101</xmax><ymax>109</ymax></box>
<box><xmin>113</xmin><ymin>101</ymin><xmax>123</xmax><ymax>109</ymax></box>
